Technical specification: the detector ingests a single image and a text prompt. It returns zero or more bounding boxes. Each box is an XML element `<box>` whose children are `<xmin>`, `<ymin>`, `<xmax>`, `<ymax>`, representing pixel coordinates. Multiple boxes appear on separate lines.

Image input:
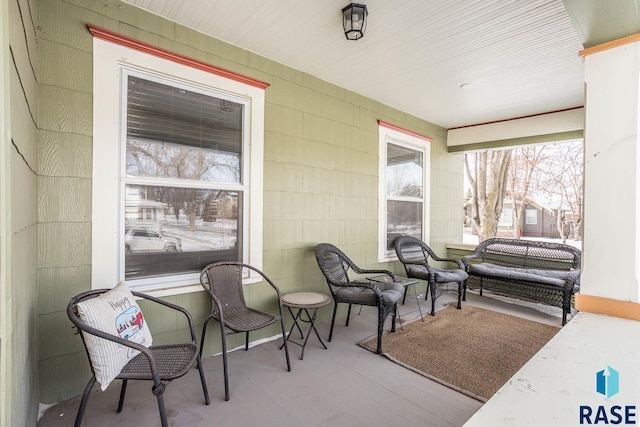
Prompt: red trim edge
<box><xmin>447</xmin><ymin>106</ymin><xmax>583</xmax><ymax>131</ymax></box>
<box><xmin>87</xmin><ymin>25</ymin><xmax>270</xmax><ymax>90</ymax></box>
<box><xmin>377</xmin><ymin>120</ymin><xmax>433</xmax><ymax>142</ymax></box>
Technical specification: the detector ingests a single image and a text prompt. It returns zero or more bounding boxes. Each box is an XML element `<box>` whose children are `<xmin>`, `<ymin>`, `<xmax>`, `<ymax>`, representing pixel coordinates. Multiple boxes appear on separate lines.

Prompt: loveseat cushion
<box><xmin>333</xmin><ymin>281</ymin><xmax>404</xmax><ymax>306</ymax></box>
<box><xmin>468</xmin><ymin>262</ymin><xmax>570</xmax><ymax>287</ymax></box>
<box><xmin>406</xmin><ymin>264</ymin><xmax>468</xmax><ymax>283</ymax></box>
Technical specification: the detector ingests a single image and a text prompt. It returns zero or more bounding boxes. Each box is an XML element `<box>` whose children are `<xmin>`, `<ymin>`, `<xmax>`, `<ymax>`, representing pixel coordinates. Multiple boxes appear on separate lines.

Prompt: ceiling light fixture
<box><xmin>342</xmin><ymin>3</ymin><xmax>368</xmax><ymax>40</ymax></box>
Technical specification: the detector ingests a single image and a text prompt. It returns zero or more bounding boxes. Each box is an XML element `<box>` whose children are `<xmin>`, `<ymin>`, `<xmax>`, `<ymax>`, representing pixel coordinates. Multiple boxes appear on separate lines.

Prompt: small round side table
<box><xmin>280</xmin><ymin>291</ymin><xmax>331</xmax><ymax>360</ymax></box>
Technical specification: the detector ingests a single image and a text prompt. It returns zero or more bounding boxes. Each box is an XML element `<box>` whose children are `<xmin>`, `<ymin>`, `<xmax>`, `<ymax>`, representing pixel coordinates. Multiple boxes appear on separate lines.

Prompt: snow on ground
<box><xmin>159</xmin><ymin>217</ymin><xmax>237</xmax><ymax>251</ymax></box>
<box><xmin>463</xmin><ymin>233</ymin><xmax>582</xmax><ymax>250</ymax></box>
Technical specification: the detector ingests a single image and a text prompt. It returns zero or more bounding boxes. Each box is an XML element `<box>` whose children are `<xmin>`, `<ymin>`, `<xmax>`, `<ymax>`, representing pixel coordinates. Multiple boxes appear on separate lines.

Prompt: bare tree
<box><xmin>506</xmin><ymin>146</ymin><xmax>547</xmax><ymax>238</ymax></box>
<box><xmin>465</xmin><ymin>141</ymin><xmax>583</xmax><ymax>244</ymax></box>
<box><xmin>126</xmin><ymin>140</ymin><xmax>240</xmax><ymax>231</ymax></box>
<box><xmin>536</xmin><ymin>141</ymin><xmax>583</xmax><ymax>241</ymax></box>
<box><xmin>464</xmin><ymin>150</ymin><xmax>512</xmax><ymax>242</ymax></box>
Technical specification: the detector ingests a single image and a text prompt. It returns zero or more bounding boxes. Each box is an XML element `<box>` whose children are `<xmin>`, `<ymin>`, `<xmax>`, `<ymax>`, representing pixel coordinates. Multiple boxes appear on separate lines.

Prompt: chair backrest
<box><xmin>473</xmin><ymin>238</ymin><xmax>581</xmax><ymax>270</ymax></box>
<box><xmin>68</xmin><ymin>289</ymin><xmax>110</xmax><ymax>377</ymax></box>
<box><xmin>394</xmin><ymin>235</ymin><xmax>435</xmax><ymax>266</ymax></box>
<box><xmin>315</xmin><ymin>244</ymin><xmax>355</xmax><ymax>294</ymax></box>
<box><xmin>200</xmin><ymin>262</ymin><xmax>249</xmax><ymax>318</ymax></box>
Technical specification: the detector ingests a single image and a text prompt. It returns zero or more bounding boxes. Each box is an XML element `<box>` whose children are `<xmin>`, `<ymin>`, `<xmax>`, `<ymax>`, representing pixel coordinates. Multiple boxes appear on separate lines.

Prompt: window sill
<box><xmin>378</xmin><ymin>255</ymin><xmax>399</xmax><ymax>263</ymax></box>
<box><xmin>446</xmin><ymin>242</ymin><xmax>477</xmax><ymax>251</ymax></box>
<box><xmin>131</xmin><ymin>275</ymin><xmax>263</xmax><ymax>298</ymax></box>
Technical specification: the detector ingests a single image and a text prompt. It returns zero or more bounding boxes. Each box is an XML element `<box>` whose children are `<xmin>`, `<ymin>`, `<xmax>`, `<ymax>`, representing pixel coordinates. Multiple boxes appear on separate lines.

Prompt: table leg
<box><xmin>288</xmin><ymin>307</ymin><xmax>305</xmax><ymax>338</ymax></box>
<box><xmin>298</xmin><ymin>308</ymin><xmax>327</xmax><ymax>360</ymax></box>
<box><xmin>396</xmin><ymin>283</ymin><xmax>424</xmax><ymax>327</ymax></box>
<box><xmin>280</xmin><ymin>307</ymin><xmax>304</xmax><ymax>351</ymax></box>
<box><xmin>281</xmin><ymin>307</ymin><xmax>328</xmax><ymax>360</ymax></box>
<box><xmin>412</xmin><ymin>283</ymin><xmax>424</xmax><ymax>322</ymax></box>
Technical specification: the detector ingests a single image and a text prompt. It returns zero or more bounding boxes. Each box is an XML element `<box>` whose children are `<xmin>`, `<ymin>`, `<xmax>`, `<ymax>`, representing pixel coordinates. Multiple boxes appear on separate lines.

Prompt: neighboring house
<box><xmin>465</xmin><ymin>196</ymin><xmax>575</xmax><ymax>239</ymax></box>
<box><xmin>124</xmin><ymin>198</ymin><xmax>167</xmax><ymax>231</ymax></box>
<box><xmin>499</xmin><ymin>197</ymin><xmax>573</xmax><ymax>239</ymax></box>
<box><xmin>201</xmin><ymin>192</ymin><xmax>239</xmax><ymax>223</ymax></box>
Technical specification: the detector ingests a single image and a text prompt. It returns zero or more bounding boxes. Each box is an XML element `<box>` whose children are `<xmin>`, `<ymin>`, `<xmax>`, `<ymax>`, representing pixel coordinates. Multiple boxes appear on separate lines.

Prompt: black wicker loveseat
<box><xmin>461</xmin><ymin>238</ymin><xmax>581</xmax><ymax>325</ymax></box>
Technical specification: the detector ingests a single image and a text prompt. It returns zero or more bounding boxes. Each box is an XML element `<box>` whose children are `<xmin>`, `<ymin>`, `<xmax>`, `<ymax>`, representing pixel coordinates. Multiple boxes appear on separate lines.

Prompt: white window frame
<box><xmin>525</xmin><ymin>208</ymin><xmax>538</xmax><ymax>225</ymax></box>
<box><xmin>91</xmin><ymin>38</ymin><xmax>265</xmax><ymax>296</ymax></box>
<box><xmin>378</xmin><ymin>122</ymin><xmax>431</xmax><ymax>262</ymax></box>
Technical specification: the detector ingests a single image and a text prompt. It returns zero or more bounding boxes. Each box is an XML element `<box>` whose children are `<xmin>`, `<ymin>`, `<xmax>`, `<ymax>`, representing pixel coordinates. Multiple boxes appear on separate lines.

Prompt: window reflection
<box><xmin>124</xmin><ymin>184</ymin><xmax>241</xmax><ymax>279</ymax></box>
<box><xmin>386</xmin><ymin>143</ymin><xmax>424</xmax><ymax>251</ymax></box>
<box><xmin>386</xmin><ymin>143</ymin><xmax>423</xmax><ymax>198</ymax></box>
<box><xmin>126</xmin><ymin>139</ymin><xmax>241</xmax><ymax>183</ymax></box>
<box><xmin>386</xmin><ymin>200</ymin><xmax>423</xmax><ymax>250</ymax></box>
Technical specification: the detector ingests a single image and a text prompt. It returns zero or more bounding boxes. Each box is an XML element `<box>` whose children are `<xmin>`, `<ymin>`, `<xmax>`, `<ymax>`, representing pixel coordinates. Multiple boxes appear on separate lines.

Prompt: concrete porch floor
<box><xmin>38</xmin><ymin>290</ymin><xmax>563</xmax><ymax>427</ymax></box>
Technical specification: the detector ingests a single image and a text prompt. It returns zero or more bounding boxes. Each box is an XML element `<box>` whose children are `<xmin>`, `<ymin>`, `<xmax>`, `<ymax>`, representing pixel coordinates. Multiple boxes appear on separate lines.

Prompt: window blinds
<box><xmin>127</xmin><ymin>75</ymin><xmax>243</xmax><ymax>155</ymax></box>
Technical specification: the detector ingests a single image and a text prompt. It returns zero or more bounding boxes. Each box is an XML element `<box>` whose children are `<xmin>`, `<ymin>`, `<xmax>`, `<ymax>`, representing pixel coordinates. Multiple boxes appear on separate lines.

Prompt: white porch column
<box><xmin>578</xmin><ymin>37</ymin><xmax>640</xmax><ymax>313</ymax></box>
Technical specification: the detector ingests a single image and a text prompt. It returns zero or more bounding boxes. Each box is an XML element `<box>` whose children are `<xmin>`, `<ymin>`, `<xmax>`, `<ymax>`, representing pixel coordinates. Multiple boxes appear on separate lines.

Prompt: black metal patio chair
<box><xmin>199</xmin><ymin>262</ymin><xmax>291</xmax><ymax>401</ymax></box>
<box><xmin>314</xmin><ymin>243</ymin><xmax>404</xmax><ymax>354</ymax></box>
<box><xmin>67</xmin><ymin>288</ymin><xmax>210</xmax><ymax>427</ymax></box>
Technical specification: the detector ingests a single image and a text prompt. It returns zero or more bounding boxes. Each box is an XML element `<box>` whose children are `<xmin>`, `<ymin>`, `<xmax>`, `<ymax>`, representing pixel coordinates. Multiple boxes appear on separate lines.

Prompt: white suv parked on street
<box><xmin>124</xmin><ymin>228</ymin><xmax>182</xmax><ymax>253</ymax></box>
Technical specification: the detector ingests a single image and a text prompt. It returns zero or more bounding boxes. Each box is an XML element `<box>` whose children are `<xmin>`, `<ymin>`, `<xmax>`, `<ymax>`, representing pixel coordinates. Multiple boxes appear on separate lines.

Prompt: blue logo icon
<box><xmin>596</xmin><ymin>366</ymin><xmax>620</xmax><ymax>398</ymax></box>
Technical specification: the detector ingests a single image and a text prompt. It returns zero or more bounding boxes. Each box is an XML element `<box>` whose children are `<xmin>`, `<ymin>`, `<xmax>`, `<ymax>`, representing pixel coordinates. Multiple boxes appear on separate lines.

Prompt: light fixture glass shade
<box><xmin>342</xmin><ymin>3</ymin><xmax>368</xmax><ymax>40</ymax></box>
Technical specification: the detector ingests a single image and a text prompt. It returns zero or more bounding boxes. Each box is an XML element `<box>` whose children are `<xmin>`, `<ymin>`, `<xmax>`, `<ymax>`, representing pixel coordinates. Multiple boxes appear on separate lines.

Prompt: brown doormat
<box><xmin>357</xmin><ymin>304</ymin><xmax>560</xmax><ymax>402</ymax></box>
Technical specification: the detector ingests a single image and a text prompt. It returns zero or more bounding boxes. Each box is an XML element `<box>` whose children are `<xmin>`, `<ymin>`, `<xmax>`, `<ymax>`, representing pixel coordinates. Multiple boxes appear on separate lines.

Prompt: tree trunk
<box><xmin>506</xmin><ymin>146</ymin><xmax>546</xmax><ymax>240</ymax></box>
<box><xmin>512</xmin><ymin>201</ymin><xmax>523</xmax><ymax>239</ymax></box>
<box><xmin>556</xmin><ymin>209</ymin><xmax>566</xmax><ymax>242</ymax></box>
<box><xmin>465</xmin><ymin>150</ymin><xmax>512</xmax><ymax>242</ymax></box>
<box><xmin>187</xmin><ymin>205</ymin><xmax>197</xmax><ymax>232</ymax></box>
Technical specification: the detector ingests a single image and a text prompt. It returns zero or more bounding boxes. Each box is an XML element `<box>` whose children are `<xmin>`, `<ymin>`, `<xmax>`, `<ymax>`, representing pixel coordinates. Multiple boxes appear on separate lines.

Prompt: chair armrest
<box><xmin>240</xmin><ymin>264</ymin><xmax>288</xmax><ymax>323</ymax></box>
<box><xmin>229</xmin><ymin>263</ymin><xmax>284</xmax><ymax>300</ymax></box>
<box><xmin>249</xmin><ymin>266</ymin><xmax>289</xmax><ymax>321</ymax></box>
<box><xmin>429</xmin><ymin>253</ymin><xmax>465</xmax><ymax>269</ymax></box>
<box><xmin>462</xmin><ymin>254</ymin><xmax>481</xmax><ymax>269</ymax></box>
<box><xmin>132</xmin><ymin>291</ymin><xmax>199</xmax><ymax>344</ymax></box>
<box><xmin>350</xmin><ymin>267</ymin><xmax>397</xmax><ymax>282</ymax></box>
<box><xmin>565</xmin><ymin>269</ymin><xmax>581</xmax><ymax>290</ymax></box>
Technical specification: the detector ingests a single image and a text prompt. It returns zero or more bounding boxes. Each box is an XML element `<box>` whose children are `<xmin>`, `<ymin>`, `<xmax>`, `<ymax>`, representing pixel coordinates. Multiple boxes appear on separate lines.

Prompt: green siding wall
<box><xmin>36</xmin><ymin>0</ymin><xmax>465</xmax><ymax>403</ymax></box>
<box><xmin>7</xmin><ymin>0</ymin><xmax>40</xmax><ymax>425</ymax></box>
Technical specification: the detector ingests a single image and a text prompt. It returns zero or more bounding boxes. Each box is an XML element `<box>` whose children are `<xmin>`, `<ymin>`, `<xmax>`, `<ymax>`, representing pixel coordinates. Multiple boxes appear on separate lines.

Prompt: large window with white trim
<box><xmin>92</xmin><ymin>38</ymin><xmax>265</xmax><ymax>293</ymax></box>
<box><xmin>378</xmin><ymin>123</ymin><xmax>431</xmax><ymax>260</ymax></box>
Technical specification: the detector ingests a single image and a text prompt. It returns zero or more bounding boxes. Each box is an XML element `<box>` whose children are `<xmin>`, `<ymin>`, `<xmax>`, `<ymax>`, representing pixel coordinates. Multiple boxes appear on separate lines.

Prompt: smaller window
<box><xmin>499</xmin><ymin>208</ymin><xmax>513</xmax><ymax>226</ymax></box>
<box><xmin>385</xmin><ymin>143</ymin><xmax>424</xmax><ymax>251</ymax></box>
<box><xmin>378</xmin><ymin>122</ymin><xmax>431</xmax><ymax>261</ymax></box>
<box><xmin>525</xmin><ymin>209</ymin><xmax>538</xmax><ymax>225</ymax></box>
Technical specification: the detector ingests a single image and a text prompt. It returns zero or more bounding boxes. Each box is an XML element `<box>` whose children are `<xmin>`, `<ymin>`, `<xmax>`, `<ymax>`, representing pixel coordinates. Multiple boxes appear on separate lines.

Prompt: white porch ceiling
<box><xmin>124</xmin><ymin>0</ymin><xmax>587</xmax><ymax>129</ymax></box>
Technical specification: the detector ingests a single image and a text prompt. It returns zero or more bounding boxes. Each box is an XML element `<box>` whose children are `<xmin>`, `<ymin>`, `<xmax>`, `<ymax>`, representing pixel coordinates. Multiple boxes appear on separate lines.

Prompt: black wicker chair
<box><xmin>314</xmin><ymin>243</ymin><xmax>404</xmax><ymax>354</ymax></box>
<box><xmin>199</xmin><ymin>262</ymin><xmax>291</xmax><ymax>401</ymax></box>
<box><xmin>394</xmin><ymin>236</ymin><xmax>468</xmax><ymax>316</ymax></box>
<box><xmin>67</xmin><ymin>289</ymin><xmax>210</xmax><ymax>427</ymax></box>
